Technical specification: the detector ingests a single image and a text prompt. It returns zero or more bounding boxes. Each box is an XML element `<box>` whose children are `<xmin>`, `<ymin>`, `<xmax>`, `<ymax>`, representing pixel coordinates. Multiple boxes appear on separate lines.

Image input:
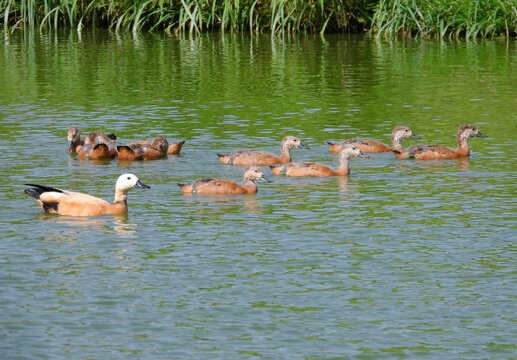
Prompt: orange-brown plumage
<box><xmin>327</xmin><ymin>126</ymin><xmax>420</xmax><ymax>153</ymax></box>
<box><xmin>118</xmin><ymin>137</ymin><xmax>185</xmax><ymax>161</ymax></box>
<box><xmin>393</xmin><ymin>124</ymin><xmax>487</xmax><ymax>160</ymax></box>
<box><xmin>178</xmin><ymin>166</ymin><xmax>271</xmax><ymax>195</ymax></box>
<box><xmin>77</xmin><ymin>131</ymin><xmax>118</xmax><ymax>160</ymax></box>
<box><xmin>218</xmin><ymin>136</ymin><xmax>308</xmax><ymax>166</ymax></box>
<box><xmin>24</xmin><ymin>174</ymin><xmax>150</xmax><ymax>217</ymax></box>
<box><xmin>167</xmin><ymin>140</ymin><xmax>186</xmax><ymax>155</ymax></box>
<box><xmin>270</xmin><ymin>144</ymin><xmax>365</xmax><ymax>177</ymax></box>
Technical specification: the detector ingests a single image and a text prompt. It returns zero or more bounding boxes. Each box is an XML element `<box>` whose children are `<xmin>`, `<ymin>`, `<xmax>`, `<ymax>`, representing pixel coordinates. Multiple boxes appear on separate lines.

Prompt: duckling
<box><xmin>327</xmin><ymin>126</ymin><xmax>420</xmax><ymax>153</ymax></box>
<box><xmin>393</xmin><ymin>124</ymin><xmax>487</xmax><ymax>160</ymax></box>
<box><xmin>77</xmin><ymin>131</ymin><xmax>118</xmax><ymax>160</ymax></box>
<box><xmin>178</xmin><ymin>166</ymin><xmax>271</xmax><ymax>195</ymax></box>
<box><xmin>117</xmin><ymin>136</ymin><xmax>173</xmax><ymax>161</ymax></box>
<box><xmin>218</xmin><ymin>136</ymin><xmax>309</xmax><ymax>165</ymax></box>
<box><xmin>24</xmin><ymin>174</ymin><xmax>150</xmax><ymax>217</ymax></box>
<box><xmin>270</xmin><ymin>144</ymin><xmax>366</xmax><ymax>177</ymax></box>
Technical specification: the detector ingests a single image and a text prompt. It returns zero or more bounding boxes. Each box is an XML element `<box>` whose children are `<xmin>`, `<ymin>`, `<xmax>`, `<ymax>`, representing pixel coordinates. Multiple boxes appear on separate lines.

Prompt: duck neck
<box><xmin>455</xmin><ymin>135</ymin><xmax>470</xmax><ymax>156</ymax></box>
<box><xmin>391</xmin><ymin>134</ymin><xmax>403</xmax><ymax>151</ymax></box>
<box><xmin>335</xmin><ymin>155</ymin><xmax>351</xmax><ymax>176</ymax></box>
<box><xmin>114</xmin><ymin>189</ymin><xmax>129</xmax><ymax>204</ymax></box>
<box><xmin>241</xmin><ymin>177</ymin><xmax>258</xmax><ymax>192</ymax></box>
<box><xmin>280</xmin><ymin>143</ymin><xmax>292</xmax><ymax>162</ymax></box>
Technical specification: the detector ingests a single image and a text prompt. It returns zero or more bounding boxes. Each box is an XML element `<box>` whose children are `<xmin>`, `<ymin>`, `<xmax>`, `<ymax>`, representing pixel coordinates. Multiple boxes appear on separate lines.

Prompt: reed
<box><xmin>372</xmin><ymin>0</ymin><xmax>517</xmax><ymax>39</ymax></box>
<box><xmin>1</xmin><ymin>0</ymin><xmax>514</xmax><ymax>37</ymax></box>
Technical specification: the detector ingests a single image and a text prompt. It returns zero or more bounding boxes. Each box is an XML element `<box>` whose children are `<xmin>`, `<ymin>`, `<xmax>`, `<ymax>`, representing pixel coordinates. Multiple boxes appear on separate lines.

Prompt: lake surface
<box><xmin>1</xmin><ymin>30</ymin><xmax>516</xmax><ymax>359</ymax></box>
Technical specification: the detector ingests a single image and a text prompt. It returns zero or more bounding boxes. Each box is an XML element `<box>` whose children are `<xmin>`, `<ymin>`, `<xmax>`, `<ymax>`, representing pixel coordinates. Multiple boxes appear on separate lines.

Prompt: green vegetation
<box><xmin>1</xmin><ymin>0</ymin><xmax>516</xmax><ymax>38</ymax></box>
<box><xmin>373</xmin><ymin>0</ymin><xmax>517</xmax><ymax>39</ymax></box>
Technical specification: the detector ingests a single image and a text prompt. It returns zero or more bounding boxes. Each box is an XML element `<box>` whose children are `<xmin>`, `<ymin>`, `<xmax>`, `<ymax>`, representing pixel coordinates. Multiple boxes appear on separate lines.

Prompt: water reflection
<box><xmin>180</xmin><ymin>194</ymin><xmax>262</xmax><ymax>214</ymax></box>
<box><xmin>36</xmin><ymin>212</ymin><xmax>137</xmax><ymax>238</ymax></box>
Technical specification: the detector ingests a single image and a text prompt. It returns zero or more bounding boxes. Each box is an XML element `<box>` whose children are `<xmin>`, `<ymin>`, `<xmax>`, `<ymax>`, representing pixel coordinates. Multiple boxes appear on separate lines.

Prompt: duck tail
<box><xmin>326</xmin><ymin>141</ymin><xmax>340</xmax><ymax>153</ymax></box>
<box><xmin>24</xmin><ymin>184</ymin><xmax>63</xmax><ymax>199</ymax></box>
<box><xmin>269</xmin><ymin>165</ymin><xmax>283</xmax><ymax>175</ymax></box>
<box><xmin>167</xmin><ymin>140</ymin><xmax>185</xmax><ymax>155</ymax></box>
<box><xmin>177</xmin><ymin>183</ymin><xmax>193</xmax><ymax>193</ymax></box>
<box><xmin>217</xmin><ymin>153</ymin><xmax>230</xmax><ymax>164</ymax></box>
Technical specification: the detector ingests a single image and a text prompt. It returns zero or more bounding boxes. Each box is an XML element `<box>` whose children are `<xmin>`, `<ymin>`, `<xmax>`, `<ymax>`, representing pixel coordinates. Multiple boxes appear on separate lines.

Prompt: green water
<box><xmin>1</xmin><ymin>30</ymin><xmax>516</xmax><ymax>359</ymax></box>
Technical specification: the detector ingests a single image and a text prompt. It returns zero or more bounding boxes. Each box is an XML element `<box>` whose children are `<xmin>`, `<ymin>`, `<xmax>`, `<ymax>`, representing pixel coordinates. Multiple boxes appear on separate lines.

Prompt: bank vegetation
<box><xmin>1</xmin><ymin>0</ymin><xmax>516</xmax><ymax>38</ymax></box>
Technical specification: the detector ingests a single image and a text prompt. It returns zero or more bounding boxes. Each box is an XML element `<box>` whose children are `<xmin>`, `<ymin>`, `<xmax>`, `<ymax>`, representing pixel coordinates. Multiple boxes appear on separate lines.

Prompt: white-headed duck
<box><xmin>393</xmin><ymin>124</ymin><xmax>487</xmax><ymax>160</ymax></box>
<box><xmin>327</xmin><ymin>126</ymin><xmax>420</xmax><ymax>153</ymax></box>
<box><xmin>218</xmin><ymin>136</ymin><xmax>309</xmax><ymax>166</ymax></box>
<box><xmin>24</xmin><ymin>174</ymin><xmax>150</xmax><ymax>217</ymax></box>
<box><xmin>270</xmin><ymin>144</ymin><xmax>366</xmax><ymax>177</ymax></box>
<box><xmin>178</xmin><ymin>166</ymin><xmax>271</xmax><ymax>195</ymax></box>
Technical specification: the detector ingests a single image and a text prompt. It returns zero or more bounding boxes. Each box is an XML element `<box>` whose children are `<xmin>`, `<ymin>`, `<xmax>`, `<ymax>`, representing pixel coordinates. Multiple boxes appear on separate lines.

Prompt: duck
<box><xmin>77</xmin><ymin>131</ymin><xmax>118</xmax><ymax>160</ymax></box>
<box><xmin>217</xmin><ymin>136</ymin><xmax>309</xmax><ymax>166</ymax></box>
<box><xmin>393</xmin><ymin>124</ymin><xmax>487</xmax><ymax>160</ymax></box>
<box><xmin>117</xmin><ymin>136</ymin><xmax>184</xmax><ymax>161</ymax></box>
<box><xmin>270</xmin><ymin>144</ymin><xmax>366</xmax><ymax>177</ymax></box>
<box><xmin>67</xmin><ymin>127</ymin><xmax>85</xmax><ymax>153</ymax></box>
<box><xmin>24</xmin><ymin>174</ymin><xmax>150</xmax><ymax>217</ymax></box>
<box><xmin>326</xmin><ymin>126</ymin><xmax>420</xmax><ymax>153</ymax></box>
<box><xmin>178</xmin><ymin>166</ymin><xmax>271</xmax><ymax>195</ymax></box>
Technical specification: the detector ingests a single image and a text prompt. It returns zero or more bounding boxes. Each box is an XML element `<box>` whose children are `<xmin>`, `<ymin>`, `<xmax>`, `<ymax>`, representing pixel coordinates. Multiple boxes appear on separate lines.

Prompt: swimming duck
<box><xmin>117</xmin><ymin>136</ymin><xmax>183</xmax><ymax>161</ymax></box>
<box><xmin>77</xmin><ymin>131</ymin><xmax>118</xmax><ymax>160</ymax></box>
<box><xmin>327</xmin><ymin>126</ymin><xmax>420</xmax><ymax>153</ymax></box>
<box><xmin>178</xmin><ymin>166</ymin><xmax>271</xmax><ymax>195</ymax></box>
<box><xmin>393</xmin><ymin>124</ymin><xmax>487</xmax><ymax>160</ymax></box>
<box><xmin>218</xmin><ymin>136</ymin><xmax>309</xmax><ymax>165</ymax></box>
<box><xmin>24</xmin><ymin>174</ymin><xmax>150</xmax><ymax>217</ymax></box>
<box><xmin>67</xmin><ymin>127</ymin><xmax>85</xmax><ymax>153</ymax></box>
<box><xmin>270</xmin><ymin>144</ymin><xmax>366</xmax><ymax>177</ymax></box>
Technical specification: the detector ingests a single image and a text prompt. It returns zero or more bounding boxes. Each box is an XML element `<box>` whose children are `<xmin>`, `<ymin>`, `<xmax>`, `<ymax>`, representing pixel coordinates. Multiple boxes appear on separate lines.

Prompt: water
<box><xmin>0</xmin><ymin>30</ymin><xmax>516</xmax><ymax>359</ymax></box>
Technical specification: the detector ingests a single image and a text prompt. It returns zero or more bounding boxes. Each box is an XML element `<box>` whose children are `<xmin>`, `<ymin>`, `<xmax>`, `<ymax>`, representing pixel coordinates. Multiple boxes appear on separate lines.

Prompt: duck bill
<box><xmin>134</xmin><ymin>180</ymin><xmax>151</xmax><ymax>189</ymax></box>
<box><xmin>298</xmin><ymin>143</ymin><xmax>310</xmax><ymax>149</ymax></box>
<box><xmin>476</xmin><ymin>132</ymin><xmax>488</xmax><ymax>138</ymax></box>
<box><xmin>357</xmin><ymin>152</ymin><xmax>369</xmax><ymax>158</ymax></box>
<box><xmin>67</xmin><ymin>140</ymin><xmax>73</xmax><ymax>151</ymax></box>
<box><xmin>410</xmin><ymin>134</ymin><xmax>421</xmax><ymax>139</ymax></box>
<box><xmin>259</xmin><ymin>175</ymin><xmax>272</xmax><ymax>183</ymax></box>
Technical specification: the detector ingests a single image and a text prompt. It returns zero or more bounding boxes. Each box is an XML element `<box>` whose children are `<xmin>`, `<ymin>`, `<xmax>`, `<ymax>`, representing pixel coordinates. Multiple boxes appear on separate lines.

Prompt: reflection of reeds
<box><xmin>372</xmin><ymin>0</ymin><xmax>517</xmax><ymax>39</ymax></box>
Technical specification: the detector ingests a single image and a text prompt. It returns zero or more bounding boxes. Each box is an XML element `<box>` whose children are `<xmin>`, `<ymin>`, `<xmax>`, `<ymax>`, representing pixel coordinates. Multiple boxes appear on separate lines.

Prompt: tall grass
<box><xmin>372</xmin><ymin>0</ymin><xmax>517</xmax><ymax>39</ymax></box>
<box><xmin>1</xmin><ymin>0</ymin><xmax>515</xmax><ymax>37</ymax></box>
<box><xmin>0</xmin><ymin>0</ymin><xmax>375</xmax><ymax>33</ymax></box>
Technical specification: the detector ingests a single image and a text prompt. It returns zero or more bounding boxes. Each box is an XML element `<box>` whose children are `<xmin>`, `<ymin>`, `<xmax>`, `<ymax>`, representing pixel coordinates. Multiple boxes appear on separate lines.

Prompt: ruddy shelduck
<box><xmin>270</xmin><ymin>144</ymin><xmax>366</xmax><ymax>177</ymax></box>
<box><xmin>117</xmin><ymin>137</ymin><xmax>185</xmax><ymax>161</ymax></box>
<box><xmin>67</xmin><ymin>127</ymin><xmax>85</xmax><ymax>153</ymax></box>
<box><xmin>24</xmin><ymin>174</ymin><xmax>150</xmax><ymax>217</ymax></box>
<box><xmin>393</xmin><ymin>124</ymin><xmax>487</xmax><ymax>160</ymax></box>
<box><xmin>77</xmin><ymin>130</ymin><xmax>118</xmax><ymax>160</ymax></box>
<box><xmin>327</xmin><ymin>126</ymin><xmax>420</xmax><ymax>153</ymax></box>
<box><xmin>218</xmin><ymin>136</ymin><xmax>309</xmax><ymax>165</ymax></box>
<box><xmin>178</xmin><ymin>166</ymin><xmax>271</xmax><ymax>195</ymax></box>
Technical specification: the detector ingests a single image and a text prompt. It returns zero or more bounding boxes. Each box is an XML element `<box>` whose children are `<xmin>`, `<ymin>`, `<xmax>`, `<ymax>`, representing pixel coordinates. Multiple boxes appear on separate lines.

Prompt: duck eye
<box><xmin>127</xmin><ymin>176</ymin><xmax>131</xmax><ymax>180</ymax></box>
<box><xmin>405</xmin><ymin>129</ymin><xmax>408</xmax><ymax>132</ymax></box>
